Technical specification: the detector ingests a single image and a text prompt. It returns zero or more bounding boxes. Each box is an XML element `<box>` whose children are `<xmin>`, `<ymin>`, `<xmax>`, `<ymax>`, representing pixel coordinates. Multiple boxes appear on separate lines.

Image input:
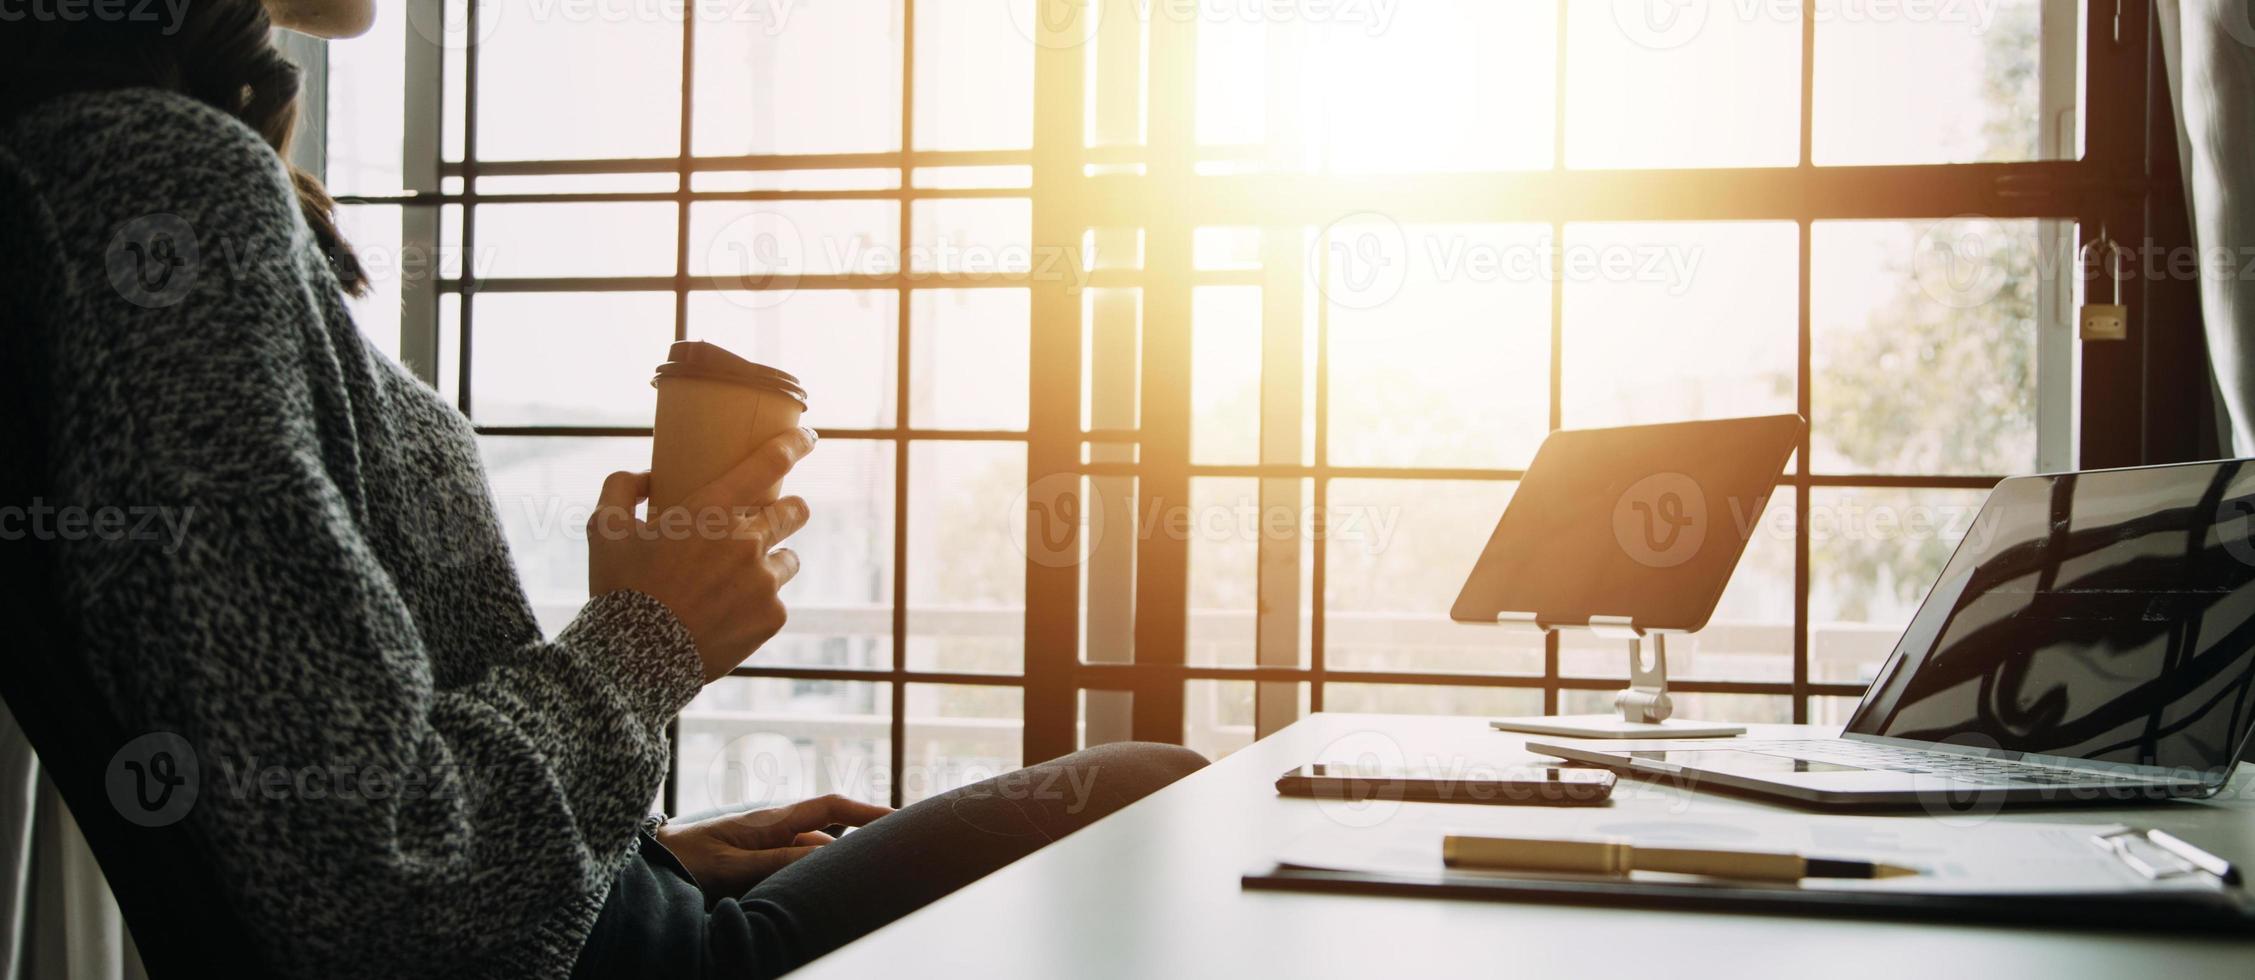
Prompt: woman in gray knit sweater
<box><xmin>0</xmin><ymin>3</ymin><xmax>1202</xmax><ymax>977</ymax></box>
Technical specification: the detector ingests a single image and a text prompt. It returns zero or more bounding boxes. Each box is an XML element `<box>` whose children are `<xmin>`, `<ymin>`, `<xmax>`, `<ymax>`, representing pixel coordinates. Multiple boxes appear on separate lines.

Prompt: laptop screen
<box><xmin>1846</xmin><ymin>460</ymin><xmax>2255</xmax><ymax>781</ymax></box>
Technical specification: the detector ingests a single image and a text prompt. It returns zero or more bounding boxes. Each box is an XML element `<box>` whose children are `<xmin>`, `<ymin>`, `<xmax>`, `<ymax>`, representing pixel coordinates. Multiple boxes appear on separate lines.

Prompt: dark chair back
<box><xmin>0</xmin><ymin>152</ymin><xmax>273</xmax><ymax>978</ymax></box>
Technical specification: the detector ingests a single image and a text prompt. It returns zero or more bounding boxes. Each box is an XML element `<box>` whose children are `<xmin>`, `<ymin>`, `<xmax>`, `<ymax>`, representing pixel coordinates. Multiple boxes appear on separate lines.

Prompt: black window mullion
<box><xmin>661</xmin><ymin>0</ymin><xmax>697</xmax><ymax>817</ymax></box>
<box><xmin>1021</xmin><ymin>2</ymin><xmax>1092</xmax><ymax>764</ymax></box>
<box><xmin>1132</xmin><ymin>9</ymin><xmax>1197</xmax><ymax>741</ymax></box>
<box><xmin>1542</xmin><ymin>0</ymin><xmax>1568</xmax><ymax>716</ymax></box>
<box><xmin>455</xmin><ymin>0</ymin><xmax>480</xmax><ymax>421</ymax></box>
<box><xmin>672</xmin><ymin>7</ymin><xmax>695</xmax><ymax>343</ymax></box>
<box><xmin>1790</xmin><ymin>0</ymin><xmax>1818</xmax><ymax>727</ymax></box>
<box><xmin>1308</xmin><ymin>239</ymin><xmax>1331</xmax><ymax>714</ymax></box>
<box><xmin>1794</xmin><ymin>220</ymin><xmax>1814</xmax><ymax>725</ymax></box>
<box><xmin>888</xmin><ymin>0</ymin><xmax>917</xmax><ymax>810</ymax></box>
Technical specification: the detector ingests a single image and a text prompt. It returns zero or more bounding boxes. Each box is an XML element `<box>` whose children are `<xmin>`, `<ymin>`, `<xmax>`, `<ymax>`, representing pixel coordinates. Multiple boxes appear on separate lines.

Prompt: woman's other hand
<box><xmin>586</xmin><ymin>428</ymin><xmax>817</xmax><ymax>682</ymax></box>
<box><xmin>653</xmin><ymin>795</ymin><xmax>894</xmax><ymax>898</ymax></box>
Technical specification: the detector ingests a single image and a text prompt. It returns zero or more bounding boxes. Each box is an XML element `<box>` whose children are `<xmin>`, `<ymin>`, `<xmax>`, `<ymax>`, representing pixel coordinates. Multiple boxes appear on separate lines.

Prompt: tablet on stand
<box><xmin>1450</xmin><ymin>415</ymin><xmax>1805</xmax><ymax>739</ymax></box>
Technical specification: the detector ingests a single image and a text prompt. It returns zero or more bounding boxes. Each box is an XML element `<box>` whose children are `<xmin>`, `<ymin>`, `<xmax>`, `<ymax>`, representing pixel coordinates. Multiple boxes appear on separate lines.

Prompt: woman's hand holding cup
<box><xmin>586</xmin><ymin>427</ymin><xmax>819</xmax><ymax>682</ymax></box>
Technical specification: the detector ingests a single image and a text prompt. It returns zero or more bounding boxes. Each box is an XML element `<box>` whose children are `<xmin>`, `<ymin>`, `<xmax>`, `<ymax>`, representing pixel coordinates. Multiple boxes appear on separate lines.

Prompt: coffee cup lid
<box><xmin>651</xmin><ymin>340</ymin><xmax>809</xmax><ymax>408</ymax></box>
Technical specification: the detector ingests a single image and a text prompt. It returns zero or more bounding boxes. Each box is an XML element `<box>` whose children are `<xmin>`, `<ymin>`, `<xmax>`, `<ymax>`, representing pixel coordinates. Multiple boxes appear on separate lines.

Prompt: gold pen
<box><xmin>1442</xmin><ymin>834</ymin><xmax>1921</xmax><ymax>882</ymax></box>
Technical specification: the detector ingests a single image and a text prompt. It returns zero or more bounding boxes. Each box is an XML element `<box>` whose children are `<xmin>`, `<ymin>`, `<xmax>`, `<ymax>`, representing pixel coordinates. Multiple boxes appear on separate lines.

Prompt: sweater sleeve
<box><xmin>13</xmin><ymin>92</ymin><xmax>703</xmax><ymax>977</ymax></box>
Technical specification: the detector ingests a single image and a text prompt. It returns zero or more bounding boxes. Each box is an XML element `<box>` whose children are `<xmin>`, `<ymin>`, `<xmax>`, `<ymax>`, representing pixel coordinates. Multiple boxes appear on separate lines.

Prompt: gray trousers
<box><xmin>572</xmin><ymin>741</ymin><xmax>1207</xmax><ymax>979</ymax></box>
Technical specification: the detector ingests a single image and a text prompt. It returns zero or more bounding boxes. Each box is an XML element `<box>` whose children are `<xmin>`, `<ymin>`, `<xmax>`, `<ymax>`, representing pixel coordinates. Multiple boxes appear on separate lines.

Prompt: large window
<box><xmin>328</xmin><ymin>0</ymin><xmax>2158</xmax><ymax>809</ymax></box>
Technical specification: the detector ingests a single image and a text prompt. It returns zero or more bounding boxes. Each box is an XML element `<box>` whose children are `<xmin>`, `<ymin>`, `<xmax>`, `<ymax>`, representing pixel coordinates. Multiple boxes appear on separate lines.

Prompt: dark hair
<box><xmin>0</xmin><ymin>1</ymin><xmax>368</xmax><ymax>295</ymax></box>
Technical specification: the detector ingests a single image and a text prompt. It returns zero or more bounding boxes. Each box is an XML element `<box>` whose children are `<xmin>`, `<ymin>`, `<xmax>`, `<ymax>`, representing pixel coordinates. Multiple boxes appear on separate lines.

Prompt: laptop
<box><xmin>1529</xmin><ymin>458</ymin><xmax>2255</xmax><ymax>806</ymax></box>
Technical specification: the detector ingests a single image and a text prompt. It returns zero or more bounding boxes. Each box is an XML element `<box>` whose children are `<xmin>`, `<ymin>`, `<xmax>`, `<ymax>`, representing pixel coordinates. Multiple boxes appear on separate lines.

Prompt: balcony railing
<box><xmin>614</xmin><ymin>600</ymin><xmax>1903</xmax><ymax>813</ymax></box>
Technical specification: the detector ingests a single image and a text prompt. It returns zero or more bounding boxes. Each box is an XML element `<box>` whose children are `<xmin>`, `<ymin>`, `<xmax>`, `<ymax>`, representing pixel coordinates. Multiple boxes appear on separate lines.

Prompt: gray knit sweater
<box><xmin>2</xmin><ymin>89</ymin><xmax>703</xmax><ymax>978</ymax></box>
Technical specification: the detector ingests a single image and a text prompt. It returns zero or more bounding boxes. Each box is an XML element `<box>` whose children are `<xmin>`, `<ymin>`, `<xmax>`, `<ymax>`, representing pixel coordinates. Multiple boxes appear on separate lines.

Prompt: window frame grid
<box><xmin>343</xmin><ymin>0</ymin><xmax>2160</xmax><ymax>795</ymax></box>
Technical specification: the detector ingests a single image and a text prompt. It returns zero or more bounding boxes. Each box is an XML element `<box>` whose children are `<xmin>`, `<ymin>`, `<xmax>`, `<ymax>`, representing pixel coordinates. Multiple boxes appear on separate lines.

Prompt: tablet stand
<box><xmin>1486</xmin><ymin>615</ymin><xmax>1745</xmax><ymax>739</ymax></box>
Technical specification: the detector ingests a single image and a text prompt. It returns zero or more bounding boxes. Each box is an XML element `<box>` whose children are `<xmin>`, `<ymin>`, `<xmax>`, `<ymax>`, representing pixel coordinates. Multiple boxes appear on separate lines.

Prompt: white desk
<box><xmin>797</xmin><ymin>714</ymin><xmax>2255</xmax><ymax>979</ymax></box>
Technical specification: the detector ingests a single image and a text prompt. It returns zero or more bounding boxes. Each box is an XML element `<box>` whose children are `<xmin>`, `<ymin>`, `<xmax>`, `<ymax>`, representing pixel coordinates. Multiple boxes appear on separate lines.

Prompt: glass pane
<box><xmin>327</xmin><ymin>1</ymin><xmax>405</xmax><ymax>195</ymax></box>
<box><xmin>1811</xmin><ymin>695</ymin><xmax>1865</xmax><ymax>727</ymax></box>
<box><xmin>1082</xmin><ymin>284</ymin><xmax>1143</xmax><ymax>431</ymax></box>
<box><xmin>487</xmin><ymin>433</ymin><xmax>892</xmax><ymax>675</ymax></box>
<box><xmin>1079</xmin><ymin>474</ymin><xmax>1138</xmax><ymax>665</ymax></box>
<box><xmin>913</xmin><ymin>0</ymin><xmax>1033</xmax><ymax>150</ymax></box>
<box><xmin>1191</xmin><ymin>286</ymin><xmax>1262</xmax><ymax>465</ymax></box>
<box><xmin>1324</xmin><ymin>683</ymin><xmax>1541</xmax><ymax>719</ymax></box>
<box><xmin>749</xmin><ymin>437</ymin><xmax>897</xmax><ymax>670</ymax></box>
<box><xmin>1812</xmin><ymin>219</ymin><xmax>2042</xmax><ymax>475</ymax></box>
<box><xmin>1563</xmin><ymin>497</ymin><xmax>1797</xmax><ymax>681</ymax></box>
<box><xmin>678</xmin><ymin>679</ymin><xmax>892</xmax><ymax>815</ymax></box>
<box><xmin>1079</xmin><ymin>688</ymin><xmax>1134</xmax><ymax>749</ymax></box>
<box><xmin>904</xmin><ymin>684</ymin><xmax>1023</xmax><ymax>804</ymax></box>
<box><xmin>1194</xmin><ymin>227</ymin><xmax>1262</xmax><ymax>271</ymax></box>
<box><xmin>1195</xmin><ymin>14</ymin><xmax>1264</xmax><ymax>148</ymax></box>
<box><xmin>1323</xmin><ymin>480</ymin><xmax>1544</xmax><ymax>675</ymax></box>
<box><xmin>474</xmin><ymin>0</ymin><xmax>682</xmax><ymax>160</ymax></box>
<box><xmin>336</xmin><ymin>205</ymin><xmax>405</xmax><ymax>362</ymax></box>
<box><xmin>1562</xmin><ymin>222</ymin><xmax>1797</xmax><ymax>427</ymax></box>
<box><xmin>474</xmin><ymin>173</ymin><xmax>678</xmax><ymax>193</ymax></box>
<box><xmin>1808</xmin><ymin>487</ymin><xmax>1991</xmax><ymax>689</ymax></box>
<box><xmin>1563</xmin><ymin>690</ymin><xmax>1793</xmax><ymax>725</ymax></box>
<box><xmin>477</xmin><ymin>435</ymin><xmax>653</xmax><ymax>632</ymax></box>
<box><xmin>688</xmin><ymin>201</ymin><xmax>902</xmax><ymax>279</ymax></box>
<box><xmin>1159</xmin><ymin>477</ymin><xmax>1321</xmax><ymax>671</ymax></box>
<box><xmin>474</xmin><ymin>203</ymin><xmax>677</xmax><ymax>279</ymax></box>
<box><xmin>1184</xmin><ymin>681</ymin><xmax>1256</xmax><ymax>760</ymax></box>
<box><xmin>906</xmin><ymin>442</ymin><xmax>1026</xmax><ymax>672</ymax></box>
<box><xmin>441</xmin><ymin>4</ymin><xmax>465</xmax><ymax>161</ymax></box>
<box><xmin>1187</xmin><ymin>479</ymin><xmax>1259</xmax><ymax>668</ymax></box>
<box><xmin>1326</xmin><ymin>222</ymin><xmax>1551</xmax><ymax>469</ymax></box>
<box><xmin>439</xmin><ymin>295</ymin><xmax>462</xmax><ymax>405</ymax></box>
<box><xmin>692</xmin><ymin>170</ymin><xmax>900</xmax><ymax>192</ymax></box>
<box><xmin>910</xmin><ymin>289</ymin><xmax>1030</xmax><ymax>430</ymax></box>
<box><xmin>1815</xmin><ymin>0</ymin><xmax>2060</xmax><ymax>165</ymax></box>
<box><xmin>1300</xmin><ymin>1</ymin><xmax>1557</xmax><ymax>172</ymax></box>
<box><xmin>1086</xmin><ymin>225</ymin><xmax>1145</xmax><ymax>272</ymax></box>
<box><xmin>1565</xmin><ymin>0</ymin><xmax>1801</xmax><ymax>168</ymax></box>
<box><xmin>687</xmin><ymin>291</ymin><xmax>899</xmax><ymax>432</ymax></box>
<box><xmin>469</xmin><ymin>292</ymin><xmax>672</xmax><ymax>426</ymax></box>
<box><xmin>441</xmin><ymin>204</ymin><xmax>465</xmax><ymax>278</ymax></box>
<box><xmin>693</xmin><ymin>0</ymin><xmax>903</xmax><ymax>156</ymax></box>
<box><xmin>914</xmin><ymin>166</ymin><xmax>1034</xmax><ymax>189</ymax></box>
<box><xmin>1675</xmin><ymin>693</ymin><xmax>1792</xmax><ymax>726</ymax></box>
<box><xmin>909</xmin><ymin>199</ymin><xmax>1032</xmax><ymax>277</ymax></box>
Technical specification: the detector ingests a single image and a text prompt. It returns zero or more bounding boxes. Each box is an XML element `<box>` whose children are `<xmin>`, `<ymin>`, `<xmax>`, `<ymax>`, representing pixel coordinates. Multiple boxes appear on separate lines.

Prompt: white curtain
<box><xmin>0</xmin><ymin>706</ymin><xmax>143</xmax><ymax>980</ymax></box>
<box><xmin>2159</xmin><ymin>1</ymin><xmax>2255</xmax><ymax>449</ymax></box>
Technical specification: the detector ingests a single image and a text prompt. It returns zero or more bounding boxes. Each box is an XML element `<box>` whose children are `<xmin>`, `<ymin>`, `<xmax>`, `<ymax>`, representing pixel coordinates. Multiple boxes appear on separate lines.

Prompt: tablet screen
<box><xmin>1449</xmin><ymin>415</ymin><xmax>1803</xmax><ymax>631</ymax></box>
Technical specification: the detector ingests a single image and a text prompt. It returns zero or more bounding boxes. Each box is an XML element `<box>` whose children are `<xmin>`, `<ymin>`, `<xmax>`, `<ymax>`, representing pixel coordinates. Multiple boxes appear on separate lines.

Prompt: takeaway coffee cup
<box><xmin>648</xmin><ymin>340</ymin><xmax>810</xmax><ymax>518</ymax></box>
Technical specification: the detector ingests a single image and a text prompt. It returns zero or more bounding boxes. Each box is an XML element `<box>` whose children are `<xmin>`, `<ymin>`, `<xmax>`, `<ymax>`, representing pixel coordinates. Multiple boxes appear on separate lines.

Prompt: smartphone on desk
<box><xmin>1276</xmin><ymin>763</ymin><xmax>1615</xmax><ymax>806</ymax></box>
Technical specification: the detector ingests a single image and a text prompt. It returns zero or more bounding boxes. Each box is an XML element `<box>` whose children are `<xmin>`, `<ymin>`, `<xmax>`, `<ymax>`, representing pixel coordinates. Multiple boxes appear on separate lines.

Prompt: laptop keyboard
<box><xmin>1729</xmin><ymin>739</ymin><xmax>2165</xmax><ymax>787</ymax></box>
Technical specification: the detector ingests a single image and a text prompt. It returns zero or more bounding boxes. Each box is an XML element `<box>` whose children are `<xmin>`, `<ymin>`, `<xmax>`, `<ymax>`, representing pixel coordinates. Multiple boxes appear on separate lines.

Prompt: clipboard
<box><xmin>1247</xmin><ymin>821</ymin><xmax>2255</xmax><ymax>935</ymax></box>
<box><xmin>1240</xmin><ymin>865</ymin><xmax>2255</xmax><ymax>935</ymax></box>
